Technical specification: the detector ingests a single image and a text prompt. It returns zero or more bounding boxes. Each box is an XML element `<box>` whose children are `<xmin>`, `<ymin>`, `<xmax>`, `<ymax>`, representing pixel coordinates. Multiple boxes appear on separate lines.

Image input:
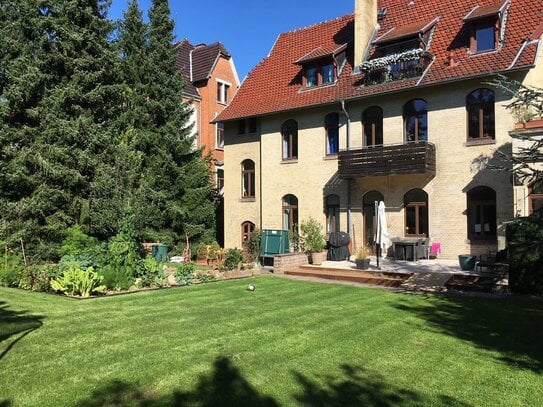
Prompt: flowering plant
<box><xmin>359</xmin><ymin>49</ymin><xmax>432</xmax><ymax>72</ymax></box>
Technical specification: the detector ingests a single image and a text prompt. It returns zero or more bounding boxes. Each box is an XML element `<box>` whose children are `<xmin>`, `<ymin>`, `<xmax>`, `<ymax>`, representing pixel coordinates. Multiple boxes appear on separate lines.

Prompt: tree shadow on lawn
<box><xmin>0</xmin><ymin>301</ymin><xmax>43</xmax><ymax>361</ymax></box>
<box><xmin>77</xmin><ymin>357</ymin><xmax>467</xmax><ymax>407</ymax></box>
<box><xmin>393</xmin><ymin>295</ymin><xmax>543</xmax><ymax>372</ymax></box>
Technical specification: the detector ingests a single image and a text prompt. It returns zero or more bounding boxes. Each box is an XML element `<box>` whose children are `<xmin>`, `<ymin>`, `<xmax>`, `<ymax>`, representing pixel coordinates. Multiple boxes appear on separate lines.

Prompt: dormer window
<box><xmin>295</xmin><ymin>43</ymin><xmax>347</xmax><ymax>89</ymax></box>
<box><xmin>464</xmin><ymin>1</ymin><xmax>510</xmax><ymax>54</ymax></box>
<box><xmin>360</xmin><ymin>18</ymin><xmax>437</xmax><ymax>86</ymax></box>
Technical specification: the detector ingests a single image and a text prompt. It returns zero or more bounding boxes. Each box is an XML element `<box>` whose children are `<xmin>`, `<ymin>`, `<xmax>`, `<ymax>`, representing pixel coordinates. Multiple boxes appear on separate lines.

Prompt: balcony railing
<box><xmin>338</xmin><ymin>141</ymin><xmax>436</xmax><ymax>178</ymax></box>
<box><xmin>361</xmin><ymin>51</ymin><xmax>433</xmax><ymax>86</ymax></box>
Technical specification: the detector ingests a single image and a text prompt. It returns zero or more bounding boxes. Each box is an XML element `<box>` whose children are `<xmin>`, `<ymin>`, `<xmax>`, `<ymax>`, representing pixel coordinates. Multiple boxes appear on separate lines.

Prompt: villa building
<box><xmin>216</xmin><ymin>0</ymin><xmax>543</xmax><ymax>259</ymax></box>
<box><xmin>175</xmin><ymin>40</ymin><xmax>240</xmax><ymax>245</ymax></box>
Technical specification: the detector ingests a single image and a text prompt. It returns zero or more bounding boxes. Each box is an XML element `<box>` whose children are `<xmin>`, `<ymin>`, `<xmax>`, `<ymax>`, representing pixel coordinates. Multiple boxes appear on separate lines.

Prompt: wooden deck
<box><xmin>284</xmin><ymin>265</ymin><xmax>411</xmax><ymax>287</ymax></box>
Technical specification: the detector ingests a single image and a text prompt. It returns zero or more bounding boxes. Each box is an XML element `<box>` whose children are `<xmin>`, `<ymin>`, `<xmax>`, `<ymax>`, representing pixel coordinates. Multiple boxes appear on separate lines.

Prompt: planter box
<box><xmin>355</xmin><ymin>258</ymin><xmax>370</xmax><ymax>270</ymax></box>
<box><xmin>310</xmin><ymin>251</ymin><xmax>327</xmax><ymax>265</ymax></box>
<box><xmin>525</xmin><ymin>119</ymin><xmax>543</xmax><ymax>129</ymax></box>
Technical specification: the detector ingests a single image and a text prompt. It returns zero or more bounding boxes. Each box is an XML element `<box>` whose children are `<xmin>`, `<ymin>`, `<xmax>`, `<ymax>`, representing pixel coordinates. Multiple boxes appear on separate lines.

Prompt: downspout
<box><xmin>259</xmin><ymin>121</ymin><xmax>263</xmax><ymax>231</ymax></box>
<box><xmin>341</xmin><ymin>100</ymin><xmax>352</xmax><ymax>235</ymax></box>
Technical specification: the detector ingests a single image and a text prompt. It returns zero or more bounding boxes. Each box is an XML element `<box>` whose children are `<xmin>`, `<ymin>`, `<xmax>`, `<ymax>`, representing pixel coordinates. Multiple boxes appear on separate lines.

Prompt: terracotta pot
<box><xmin>525</xmin><ymin>119</ymin><xmax>543</xmax><ymax>129</ymax></box>
<box><xmin>310</xmin><ymin>251</ymin><xmax>327</xmax><ymax>265</ymax></box>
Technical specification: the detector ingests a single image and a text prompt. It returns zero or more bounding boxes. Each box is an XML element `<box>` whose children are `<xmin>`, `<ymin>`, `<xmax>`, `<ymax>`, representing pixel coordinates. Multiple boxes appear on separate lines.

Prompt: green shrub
<box><xmin>300</xmin><ymin>217</ymin><xmax>326</xmax><ymax>253</ymax></box>
<box><xmin>136</xmin><ymin>256</ymin><xmax>165</xmax><ymax>288</ymax></box>
<box><xmin>99</xmin><ymin>265</ymin><xmax>134</xmax><ymax>291</ymax></box>
<box><xmin>507</xmin><ymin>209</ymin><xmax>543</xmax><ymax>295</ymax></box>
<box><xmin>0</xmin><ymin>247</ymin><xmax>23</xmax><ymax>287</ymax></box>
<box><xmin>224</xmin><ymin>248</ymin><xmax>244</xmax><ymax>271</ymax></box>
<box><xmin>58</xmin><ymin>253</ymin><xmax>100</xmax><ymax>273</ymax></box>
<box><xmin>174</xmin><ymin>262</ymin><xmax>195</xmax><ymax>286</ymax></box>
<box><xmin>197</xmin><ymin>273</ymin><xmax>217</xmax><ymax>283</ymax></box>
<box><xmin>243</xmin><ymin>228</ymin><xmax>261</xmax><ymax>263</ymax></box>
<box><xmin>58</xmin><ymin>225</ymin><xmax>98</xmax><ymax>257</ymax></box>
<box><xmin>17</xmin><ymin>264</ymin><xmax>59</xmax><ymax>292</ymax></box>
<box><xmin>51</xmin><ymin>267</ymin><xmax>106</xmax><ymax>297</ymax></box>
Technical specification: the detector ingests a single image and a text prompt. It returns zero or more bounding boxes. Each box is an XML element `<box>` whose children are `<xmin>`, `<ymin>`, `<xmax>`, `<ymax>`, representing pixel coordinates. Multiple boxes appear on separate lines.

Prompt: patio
<box><xmin>283</xmin><ymin>256</ymin><xmax>509</xmax><ymax>294</ymax></box>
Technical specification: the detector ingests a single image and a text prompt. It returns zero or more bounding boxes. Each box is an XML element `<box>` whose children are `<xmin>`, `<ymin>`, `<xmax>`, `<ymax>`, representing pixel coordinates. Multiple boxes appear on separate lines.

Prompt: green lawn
<box><xmin>1</xmin><ymin>276</ymin><xmax>542</xmax><ymax>406</ymax></box>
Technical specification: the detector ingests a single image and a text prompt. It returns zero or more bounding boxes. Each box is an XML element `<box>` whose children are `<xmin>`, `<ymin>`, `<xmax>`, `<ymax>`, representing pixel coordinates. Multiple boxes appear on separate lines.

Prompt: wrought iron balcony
<box><xmin>338</xmin><ymin>141</ymin><xmax>436</xmax><ymax>178</ymax></box>
<box><xmin>361</xmin><ymin>51</ymin><xmax>433</xmax><ymax>86</ymax></box>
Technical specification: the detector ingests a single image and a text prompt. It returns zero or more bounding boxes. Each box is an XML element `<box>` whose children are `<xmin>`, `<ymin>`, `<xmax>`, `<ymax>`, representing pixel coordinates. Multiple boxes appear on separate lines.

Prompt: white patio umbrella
<box><xmin>375</xmin><ymin>201</ymin><xmax>389</xmax><ymax>269</ymax></box>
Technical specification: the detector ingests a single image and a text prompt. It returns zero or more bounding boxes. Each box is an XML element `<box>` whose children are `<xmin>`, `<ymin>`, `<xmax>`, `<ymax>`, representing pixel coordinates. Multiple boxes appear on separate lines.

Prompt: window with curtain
<box><xmin>321</xmin><ymin>64</ymin><xmax>334</xmax><ymax>84</ymax></box>
<box><xmin>282</xmin><ymin>194</ymin><xmax>298</xmax><ymax>233</ymax></box>
<box><xmin>325</xmin><ymin>113</ymin><xmax>339</xmax><ymax>155</ymax></box>
<box><xmin>403</xmin><ymin>99</ymin><xmax>428</xmax><ymax>142</ymax></box>
<box><xmin>306</xmin><ymin>67</ymin><xmax>318</xmax><ymax>87</ymax></box>
<box><xmin>466</xmin><ymin>88</ymin><xmax>495</xmax><ymax>140</ymax></box>
<box><xmin>281</xmin><ymin>120</ymin><xmax>298</xmax><ymax>160</ymax></box>
<box><xmin>362</xmin><ymin>106</ymin><xmax>383</xmax><ymax>147</ymax></box>
<box><xmin>326</xmin><ymin>194</ymin><xmax>340</xmax><ymax>233</ymax></box>
<box><xmin>241</xmin><ymin>159</ymin><xmax>255</xmax><ymax>198</ymax></box>
<box><xmin>404</xmin><ymin>189</ymin><xmax>428</xmax><ymax>236</ymax></box>
<box><xmin>467</xmin><ymin>186</ymin><xmax>496</xmax><ymax>239</ymax></box>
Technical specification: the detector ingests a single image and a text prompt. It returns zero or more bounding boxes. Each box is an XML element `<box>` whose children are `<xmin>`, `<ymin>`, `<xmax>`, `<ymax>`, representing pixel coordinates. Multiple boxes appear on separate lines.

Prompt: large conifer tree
<box><xmin>0</xmin><ymin>0</ymin><xmax>120</xmax><ymax>258</ymax></box>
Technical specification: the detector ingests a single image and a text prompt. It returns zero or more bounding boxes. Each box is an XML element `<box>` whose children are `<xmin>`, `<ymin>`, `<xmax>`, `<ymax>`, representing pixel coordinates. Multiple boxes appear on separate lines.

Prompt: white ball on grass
<box><xmin>247</xmin><ymin>284</ymin><xmax>256</xmax><ymax>291</ymax></box>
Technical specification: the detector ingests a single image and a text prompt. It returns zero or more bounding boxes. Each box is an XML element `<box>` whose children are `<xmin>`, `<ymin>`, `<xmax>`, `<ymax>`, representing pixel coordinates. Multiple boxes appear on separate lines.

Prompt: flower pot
<box><xmin>310</xmin><ymin>251</ymin><xmax>327</xmax><ymax>265</ymax></box>
<box><xmin>525</xmin><ymin>119</ymin><xmax>543</xmax><ymax>129</ymax></box>
<box><xmin>458</xmin><ymin>255</ymin><xmax>477</xmax><ymax>271</ymax></box>
<box><xmin>355</xmin><ymin>258</ymin><xmax>370</xmax><ymax>270</ymax></box>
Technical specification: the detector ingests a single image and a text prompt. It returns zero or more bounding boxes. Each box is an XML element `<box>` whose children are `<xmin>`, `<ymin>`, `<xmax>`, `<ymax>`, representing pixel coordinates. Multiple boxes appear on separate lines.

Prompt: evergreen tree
<box><xmin>0</xmin><ymin>0</ymin><xmax>120</xmax><ymax>259</ymax></box>
<box><xmin>113</xmin><ymin>0</ymin><xmax>216</xmax><ymax>245</ymax></box>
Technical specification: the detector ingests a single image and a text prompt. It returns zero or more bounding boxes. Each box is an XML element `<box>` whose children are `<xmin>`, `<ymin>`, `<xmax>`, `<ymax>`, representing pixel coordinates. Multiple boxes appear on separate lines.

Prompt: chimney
<box><xmin>354</xmin><ymin>0</ymin><xmax>378</xmax><ymax>69</ymax></box>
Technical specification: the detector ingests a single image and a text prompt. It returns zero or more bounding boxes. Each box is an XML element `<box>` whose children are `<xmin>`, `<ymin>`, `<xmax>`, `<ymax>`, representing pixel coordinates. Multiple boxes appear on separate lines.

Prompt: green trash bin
<box><xmin>152</xmin><ymin>244</ymin><xmax>169</xmax><ymax>262</ymax></box>
<box><xmin>260</xmin><ymin>230</ymin><xmax>290</xmax><ymax>267</ymax></box>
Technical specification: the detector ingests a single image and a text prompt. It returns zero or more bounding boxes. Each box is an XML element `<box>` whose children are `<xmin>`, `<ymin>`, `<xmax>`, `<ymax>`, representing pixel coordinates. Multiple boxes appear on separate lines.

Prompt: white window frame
<box><xmin>216</xmin><ymin>122</ymin><xmax>224</xmax><ymax>149</ymax></box>
<box><xmin>216</xmin><ymin>79</ymin><xmax>231</xmax><ymax>104</ymax></box>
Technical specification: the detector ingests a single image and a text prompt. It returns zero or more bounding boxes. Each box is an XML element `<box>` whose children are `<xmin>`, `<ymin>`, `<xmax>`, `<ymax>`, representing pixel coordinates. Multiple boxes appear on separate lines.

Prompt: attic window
<box><xmin>295</xmin><ymin>44</ymin><xmax>347</xmax><ymax>89</ymax></box>
<box><xmin>464</xmin><ymin>1</ymin><xmax>510</xmax><ymax>54</ymax></box>
<box><xmin>304</xmin><ymin>60</ymin><xmax>336</xmax><ymax>88</ymax></box>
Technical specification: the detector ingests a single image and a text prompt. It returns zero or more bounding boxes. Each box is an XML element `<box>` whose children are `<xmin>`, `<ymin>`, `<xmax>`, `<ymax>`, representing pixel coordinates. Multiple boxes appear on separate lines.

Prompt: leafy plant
<box><xmin>197</xmin><ymin>273</ymin><xmax>217</xmax><ymax>283</ymax></box>
<box><xmin>136</xmin><ymin>255</ymin><xmax>165</xmax><ymax>288</ymax></box>
<box><xmin>355</xmin><ymin>246</ymin><xmax>369</xmax><ymax>260</ymax></box>
<box><xmin>300</xmin><ymin>218</ymin><xmax>326</xmax><ymax>253</ymax></box>
<box><xmin>51</xmin><ymin>267</ymin><xmax>106</xmax><ymax>297</ymax></box>
<box><xmin>174</xmin><ymin>262</ymin><xmax>195</xmax><ymax>286</ymax></box>
<box><xmin>99</xmin><ymin>265</ymin><xmax>135</xmax><ymax>291</ymax></box>
<box><xmin>58</xmin><ymin>225</ymin><xmax>98</xmax><ymax>257</ymax></box>
<box><xmin>17</xmin><ymin>264</ymin><xmax>58</xmax><ymax>292</ymax></box>
<box><xmin>224</xmin><ymin>248</ymin><xmax>244</xmax><ymax>271</ymax></box>
<box><xmin>0</xmin><ymin>246</ymin><xmax>23</xmax><ymax>287</ymax></box>
<box><xmin>243</xmin><ymin>228</ymin><xmax>261</xmax><ymax>263</ymax></box>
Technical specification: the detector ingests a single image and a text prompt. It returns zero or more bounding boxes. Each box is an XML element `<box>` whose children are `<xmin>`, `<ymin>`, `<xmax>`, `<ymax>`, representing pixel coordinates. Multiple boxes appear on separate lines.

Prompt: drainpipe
<box><xmin>341</xmin><ymin>100</ymin><xmax>352</xmax><ymax>235</ymax></box>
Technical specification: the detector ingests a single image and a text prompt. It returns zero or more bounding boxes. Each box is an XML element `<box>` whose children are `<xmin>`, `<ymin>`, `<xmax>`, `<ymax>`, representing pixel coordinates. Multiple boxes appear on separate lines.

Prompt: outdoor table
<box><xmin>392</xmin><ymin>238</ymin><xmax>423</xmax><ymax>261</ymax></box>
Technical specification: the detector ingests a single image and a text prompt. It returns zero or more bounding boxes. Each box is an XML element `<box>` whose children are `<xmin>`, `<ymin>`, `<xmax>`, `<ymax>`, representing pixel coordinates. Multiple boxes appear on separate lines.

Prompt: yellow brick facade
<box><xmin>223</xmin><ymin>75</ymin><xmax>540</xmax><ymax>259</ymax></box>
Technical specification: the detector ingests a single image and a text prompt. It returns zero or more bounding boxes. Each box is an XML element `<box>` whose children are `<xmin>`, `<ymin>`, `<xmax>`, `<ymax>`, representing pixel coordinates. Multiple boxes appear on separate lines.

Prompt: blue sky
<box><xmin>108</xmin><ymin>0</ymin><xmax>354</xmax><ymax>81</ymax></box>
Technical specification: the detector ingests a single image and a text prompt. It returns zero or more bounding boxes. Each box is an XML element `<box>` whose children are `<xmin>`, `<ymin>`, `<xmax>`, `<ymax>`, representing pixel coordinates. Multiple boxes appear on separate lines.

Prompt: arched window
<box><xmin>326</xmin><ymin>194</ymin><xmax>340</xmax><ymax>233</ymax></box>
<box><xmin>403</xmin><ymin>99</ymin><xmax>428</xmax><ymax>142</ymax></box>
<box><xmin>404</xmin><ymin>189</ymin><xmax>428</xmax><ymax>236</ymax></box>
<box><xmin>529</xmin><ymin>179</ymin><xmax>543</xmax><ymax>214</ymax></box>
<box><xmin>241</xmin><ymin>221</ymin><xmax>255</xmax><ymax>245</ymax></box>
<box><xmin>282</xmin><ymin>194</ymin><xmax>298</xmax><ymax>233</ymax></box>
<box><xmin>467</xmin><ymin>186</ymin><xmax>496</xmax><ymax>239</ymax></box>
<box><xmin>363</xmin><ymin>190</ymin><xmax>384</xmax><ymax>247</ymax></box>
<box><xmin>467</xmin><ymin>89</ymin><xmax>495</xmax><ymax>140</ymax></box>
<box><xmin>325</xmin><ymin>113</ymin><xmax>339</xmax><ymax>155</ymax></box>
<box><xmin>362</xmin><ymin>106</ymin><xmax>383</xmax><ymax>147</ymax></box>
<box><xmin>281</xmin><ymin>120</ymin><xmax>298</xmax><ymax>160</ymax></box>
<box><xmin>241</xmin><ymin>159</ymin><xmax>255</xmax><ymax>198</ymax></box>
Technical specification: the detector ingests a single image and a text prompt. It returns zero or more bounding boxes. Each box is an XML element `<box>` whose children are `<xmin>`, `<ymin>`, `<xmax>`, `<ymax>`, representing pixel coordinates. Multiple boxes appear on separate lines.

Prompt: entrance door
<box><xmin>362</xmin><ymin>191</ymin><xmax>384</xmax><ymax>252</ymax></box>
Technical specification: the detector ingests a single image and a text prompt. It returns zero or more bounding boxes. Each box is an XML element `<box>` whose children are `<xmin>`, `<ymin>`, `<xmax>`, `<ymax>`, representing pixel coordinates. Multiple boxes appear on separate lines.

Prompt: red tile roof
<box><xmin>374</xmin><ymin>18</ymin><xmax>438</xmax><ymax>44</ymax></box>
<box><xmin>464</xmin><ymin>0</ymin><xmax>509</xmax><ymax>21</ymax></box>
<box><xmin>217</xmin><ymin>0</ymin><xmax>543</xmax><ymax>122</ymax></box>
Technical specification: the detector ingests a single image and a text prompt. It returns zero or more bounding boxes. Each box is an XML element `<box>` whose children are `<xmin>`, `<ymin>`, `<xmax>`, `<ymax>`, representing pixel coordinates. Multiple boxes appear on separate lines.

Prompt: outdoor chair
<box><xmin>428</xmin><ymin>242</ymin><xmax>441</xmax><ymax>259</ymax></box>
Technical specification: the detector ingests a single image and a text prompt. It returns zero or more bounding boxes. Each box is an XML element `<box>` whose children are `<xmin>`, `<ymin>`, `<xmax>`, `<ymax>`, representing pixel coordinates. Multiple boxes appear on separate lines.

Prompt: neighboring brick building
<box><xmin>217</xmin><ymin>0</ymin><xmax>543</xmax><ymax>259</ymax></box>
<box><xmin>175</xmin><ymin>40</ymin><xmax>240</xmax><ymax>245</ymax></box>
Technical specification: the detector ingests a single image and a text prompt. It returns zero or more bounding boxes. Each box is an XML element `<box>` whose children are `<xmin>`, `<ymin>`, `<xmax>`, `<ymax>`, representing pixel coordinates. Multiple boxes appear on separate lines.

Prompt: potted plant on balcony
<box><xmin>300</xmin><ymin>217</ymin><xmax>327</xmax><ymax>265</ymax></box>
<box><xmin>354</xmin><ymin>246</ymin><xmax>370</xmax><ymax>270</ymax></box>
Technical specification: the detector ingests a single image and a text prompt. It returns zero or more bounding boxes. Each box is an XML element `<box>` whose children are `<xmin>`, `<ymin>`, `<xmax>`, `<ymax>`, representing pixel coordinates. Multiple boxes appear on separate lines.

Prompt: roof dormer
<box><xmin>295</xmin><ymin>44</ymin><xmax>348</xmax><ymax>89</ymax></box>
<box><xmin>463</xmin><ymin>0</ymin><xmax>510</xmax><ymax>54</ymax></box>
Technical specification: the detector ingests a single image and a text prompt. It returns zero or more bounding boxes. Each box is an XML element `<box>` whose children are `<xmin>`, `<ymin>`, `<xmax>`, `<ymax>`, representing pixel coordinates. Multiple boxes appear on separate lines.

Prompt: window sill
<box><xmin>299</xmin><ymin>82</ymin><xmax>336</xmax><ymax>92</ymax></box>
<box><xmin>324</xmin><ymin>154</ymin><xmax>338</xmax><ymax>160</ymax></box>
<box><xmin>240</xmin><ymin>197</ymin><xmax>256</xmax><ymax>202</ymax></box>
<box><xmin>281</xmin><ymin>159</ymin><xmax>298</xmax><ymax>164</ymax></box>
<box><xmin>464</xmin><ymin>138</ymin><xmax>496</xmax><ymax>147</ymax></box>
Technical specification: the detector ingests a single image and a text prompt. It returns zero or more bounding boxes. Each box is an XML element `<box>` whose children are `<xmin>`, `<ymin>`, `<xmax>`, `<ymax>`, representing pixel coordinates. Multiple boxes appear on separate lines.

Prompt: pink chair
<box><xmin>428</xmin><ymin>242</ymin><xmax>441</xmax><ymax>259</ymax></box>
